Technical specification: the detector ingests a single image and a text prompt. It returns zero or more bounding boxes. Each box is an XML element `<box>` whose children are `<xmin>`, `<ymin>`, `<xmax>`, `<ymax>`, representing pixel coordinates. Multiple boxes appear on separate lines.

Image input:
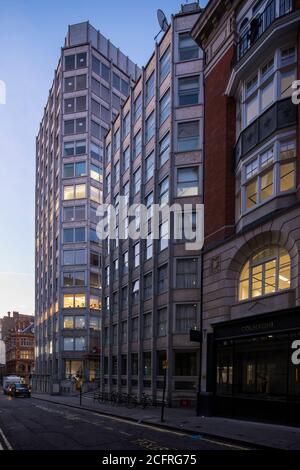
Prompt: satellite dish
<box><xmin>157</xmin><ymin>9</ymin><xmax>169</xmax><ymax>32</ymax></box>
<box><xmin>154</xmin><ymin>9</ymin><xmax>169</xmax><ymax>40</ymax></box>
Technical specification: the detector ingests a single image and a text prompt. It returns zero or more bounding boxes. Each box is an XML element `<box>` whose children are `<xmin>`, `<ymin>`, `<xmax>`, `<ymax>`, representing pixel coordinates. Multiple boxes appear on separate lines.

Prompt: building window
<box><xmin>143</xmin><ymin>352</ymin><xmax>152</xmax><ymax>376</ymax></box>
<box><xmin>240</xmin><ymin>47</ymin><xmax>296</xmax><ymax>129</ymax></box>
<box><xmin>175</xmin><ymin>304</ymin><xmax>197</xmax><ymax>332</ymax></box>
<box><xmin>90</xmin><ymin>295</ymin><xmax>101</xmax><ymax>310</ymax></box>
<box><xmin>121</xmin><ymin>321</ymin><xmax>127</xmax><ymax>344</ymax></box>
<box><xmin>63</xmin><ymin>184</ymin><xmax>86</xmax><ymax>200</ymax></box>
<box><xmin>63</xmin><ymin>316</ymin><xmax>74</xmax><ymax>329</ymax></box>
<box><xmin>91</xmin><ymin>163</ymin><xmax>102</xmax><ymax>182</ymax></box>
<box><xmin>179</xmin><ymin>33</ymin><xmax>199</xmax><ymax>61</ymax></box>
<box><xmin>63</xmin><ymin>249</ymin><xmax>86</xmax><ymax>265</ymax></box>
<box><xmin>143</xmin><ymin>313</ymin><xmax>152</xmax><ymax>340</ymax></box>
<box><xmin>178</xmin><ymin>76</ymin><xmax>200</xmax><ymax>106</ymax></box>
<box><xmin>178</xmin><ymin>121</ymin><xmax>200</xmax><ymax>151</ymax></box>
<box><xmin>133</xmin><ymin>93</ymin><xmax>142</xmax><ymax>122</ymax></box>
<box><xmin>158</xmin><ymin>264</ymin><xmax>168</xmax><ymax>293</ymax></box>
<box><xmin>90</xmin><ymin>272</ymin><xmax>100</xmax><ymax>288</ymax></box>
<box><xmin>177</xmin><ymin>167</ymin><xmax>199</xmax><ymax>197</ymax></box>
<box><xmin>63</xmin><ymin>337</ymin><xmax>74</xmax><ymax>351</ymax></box>
<box><xmin>63</xmin><ymin>205</ymin><xmax>86</xmax><ymax>222</ymax></box>
<box><xmin>159</xmin><ymin>133</ymin><xmax>170</xmax><ymax>167</ymax></box>
<box><xmin>159</xmin><ymin>89</ymin><xmax>171</xmax><ymax>124</ymax></box>
<box><xmin>131</xmin><ymin>353</ymin><xmax>139</xmax><ymax>375</ymax></box>
<box><xmin>146</xmin><ymin>72</ymin><xmax>155</xmax><ymax>103</ymax></box>
<box><xmin>123</xmin><ymin>146</ymin><xmax>130</xmax><ymax>172</ymax></box>
<box><xmin>159</xmin><ymin>177</ymin><xmax>169</xmax><ymax>206</ymax></box>
<box><xmin>63</xmin><ymin>294</ymin><xmax>86</xmax><ymax>309</ymax></box>
<box><xmin>175</xmin><ymin>352</ymin><xmax>197</xmax><ymax>376</ymax></box>
<box><xmin>133</xmin><ymin>167</ymin><xmax>141</xmax><ymax>194</ymax></box>
<box><xmin>145</xmin><ymin>151</ymin><xmax>155</xmax><ymax>182</ymax></box>
<box><xmin>65</xmin><ymin>55</ymin><xmax>75</xmax><ymax>71</ymax></box>
<box><xmin>238</xmin><ymin>247</ymin><xmax>291</xmax><ymax>301</ymax></box>
<box><xmin>159</xmin><ymin>220</ymin><xmax>169</xmax><ymax>252</ymax></box>
<box><xmin>144</xmin><ymin>273</ymin><xmax>152</xmax><ymax>300</ymax></box>
<box><xmin>113</xmin><ymin>128</ymin><xmax>120</xmax><ymax>154</ymax></box>
<box><xmin>145</xmin><ymin>112</ymin><xmax>155</xmax><ymax>142</ymax></box>
<box><xmin>176</xmin><ymin>258</ymin><xmax>198</xmax><ymax>288</ymax></box>
<box><xmin>132</xmin><ymin>280</ymin><xmax>140</xmax><ymax>304</ymax></box>
<box><xmin>145</xmin><ymin>233</ymin><xmax>153</xmax><ymax>260</ymax></box>
<box><xmin>91</xmin><ymin>142</ymin><xmax>102</xmax><ymax>161</ymax></box>
<box><xmin>63</xmin><ymin>227</ymin><xmax>86</xmax><ymax>244</ymax></box>
<box><xmin>157</xmin><ymin>308</ymin><xmax>167</xmax><ymax>337</ymax></box>
<box><xmin>239</xmin><ymin>138</ymin><xmax>296</xmax><ymax>214</ymax></box>
<box><xmin>75</xmin><ymin>337</ymin><xmax>85</xmax><ymax>351</ymax></box>
<box><xmin>90</xmin><ymin>186</ymin><xmax>102</xmax><ymax>204</ymax></box>
<box><xmin>133</xmin><ymin>242</ymin><xmax>140</xmax><ymax>267</ymax></box>
<box><xmin>160</xmin><ymin>47</ymin><xmax>171</xmax><ymax>83</ymax></box>
<box><xmin>123</xmin><ymin>113</ymin><xmax>130</xmax><ymax>138</ymax></box>
<box><xmin>131</xmin><ymin>318</ymin><xmax>139</xmax><ymax>343</ymax></box>
<box><xmin>133</xmin><ymin>131</ymin><xmax>142</xmax><ymax>158</ymax></box>
<box><xmin>122</xmin><ymin>251</ymin><xmax>129</xmax><ymax>274</ymax></box>
<box><xmin>121</xmin><ymin>286</ymin><xmax>128</xmax><ymax>309</ymax></box>
<box><xmin>63</xmin><ymin>162</ymin><xmax>86</xmax><ymax>178</ymax></box>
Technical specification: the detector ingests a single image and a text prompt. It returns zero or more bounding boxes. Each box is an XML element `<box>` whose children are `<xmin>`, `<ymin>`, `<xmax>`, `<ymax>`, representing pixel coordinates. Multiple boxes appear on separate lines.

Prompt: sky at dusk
<box><xmin>0</xmin><ymin>0</ymin><xmax>207</xmax><ymax>317</ymax></box>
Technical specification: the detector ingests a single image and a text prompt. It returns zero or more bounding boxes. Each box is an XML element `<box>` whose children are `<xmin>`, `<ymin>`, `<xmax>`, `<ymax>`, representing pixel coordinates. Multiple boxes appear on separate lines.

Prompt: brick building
<box><xmin>192</xmin><ymin>0</ymin><xmax>300</xmax><ymax>424</ymax></box>
<box><xmin>1</xmin><ymin>312</ymin><xmax>34</xmax><ymax>383</ymax></box>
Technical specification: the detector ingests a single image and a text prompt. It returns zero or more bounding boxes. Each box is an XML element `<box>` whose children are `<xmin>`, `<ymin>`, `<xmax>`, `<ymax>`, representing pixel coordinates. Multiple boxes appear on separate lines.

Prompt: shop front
<box><xmin>211</xmin><ymin>308</ymin><xmax>300</xmax><ymax>425</ymax></box>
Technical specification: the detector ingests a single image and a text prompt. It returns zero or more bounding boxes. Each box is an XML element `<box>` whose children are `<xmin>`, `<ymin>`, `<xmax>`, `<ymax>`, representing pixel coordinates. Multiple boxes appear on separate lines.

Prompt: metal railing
<box><xmin>237</xmin><ymin>0</ymin><xmax>293</xmax><ymax>61</ymax></box>
<box><xmin>94</xmin><ymin>391</ymin><xmax>168</xmax><ymax>410</ymax></box>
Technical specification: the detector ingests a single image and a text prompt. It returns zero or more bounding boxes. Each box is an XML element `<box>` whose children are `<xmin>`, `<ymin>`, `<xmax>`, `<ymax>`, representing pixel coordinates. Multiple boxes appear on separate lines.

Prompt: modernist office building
<box><xmin>35</xmin><ymin>22</ymin><xmax>140</xmax><ymax>383</ymax></box>
<box><xmin>102</xmin><ymin>3</ymin><xmax>203</xmax><ymax>406</ymax></box>
<box><xmin>192</xmin><ymin>0</ymin><xmax>300</xmax><ymax>424</ymax></box>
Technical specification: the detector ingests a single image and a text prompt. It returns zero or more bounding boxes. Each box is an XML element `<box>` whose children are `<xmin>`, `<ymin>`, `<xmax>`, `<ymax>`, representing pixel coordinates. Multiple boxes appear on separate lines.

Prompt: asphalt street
<box><xmin>0</xmin><ymin>393</ymin><xmax>249</xmax><ymax>451</ymax></box>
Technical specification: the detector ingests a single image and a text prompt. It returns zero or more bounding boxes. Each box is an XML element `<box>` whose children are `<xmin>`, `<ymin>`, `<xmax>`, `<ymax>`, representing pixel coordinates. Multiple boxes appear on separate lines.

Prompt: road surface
<box><xmin>0</xmin><ymin>393</ymin><xmax>249</xmax><ymax>451</ymax></box>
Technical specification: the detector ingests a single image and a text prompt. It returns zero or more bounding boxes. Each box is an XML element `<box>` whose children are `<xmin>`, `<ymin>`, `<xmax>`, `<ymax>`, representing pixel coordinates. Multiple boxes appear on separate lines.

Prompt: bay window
<box><xmin>239</xmin><ymin>46</ymin><xmax>296</xmax><ymax>131</ymax></box>
<box><xmin>238</xmin><ymin>136</ymin><xmax>296</xmax><ymax>214</ymax></box>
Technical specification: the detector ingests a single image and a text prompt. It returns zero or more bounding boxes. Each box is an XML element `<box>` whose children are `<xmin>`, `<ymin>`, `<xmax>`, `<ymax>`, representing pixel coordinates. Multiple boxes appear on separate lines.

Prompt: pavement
<box><xmin>0</xmin><ymin>393</ymin><xmax>248</xmax><ymax>451</ymax></box>
<box><xmin>31</xmin><ymin>392</ymin><xmax>300</xmax><ymax>450</ymax></box>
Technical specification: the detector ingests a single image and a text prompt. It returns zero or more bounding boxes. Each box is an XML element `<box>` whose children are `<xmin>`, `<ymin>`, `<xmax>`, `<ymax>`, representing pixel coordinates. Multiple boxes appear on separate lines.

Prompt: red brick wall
<box><xmin>204</xmin><ymin>45</ymin><xmax>236</xmax><ymax>245</ymax></box>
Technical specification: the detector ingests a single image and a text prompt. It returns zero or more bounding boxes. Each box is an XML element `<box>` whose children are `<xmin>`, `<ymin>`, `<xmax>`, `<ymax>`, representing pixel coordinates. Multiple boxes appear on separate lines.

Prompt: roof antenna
<box><xmin>154</xmin><ymin>9</ymin><xmax>169</xmax><ymax>41</ymax></box>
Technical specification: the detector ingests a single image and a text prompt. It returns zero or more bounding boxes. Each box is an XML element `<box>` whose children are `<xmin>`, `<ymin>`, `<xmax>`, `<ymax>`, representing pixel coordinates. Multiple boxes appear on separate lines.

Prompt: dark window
<box><xmin>76</xmin><ymin>52</ymin><xmax>87</xmax><ymax>68</ymax></box>
<box><xmin>176</xmin><ymin>258</ymin><xmax>198</xmax><ymax>288</ymax></box>
<box><xmin>178</xmin><ymin>76</ymin><xmax>200</xmax><ymax>106</ymax></box>
<box><xmin>158</xmin><ymin>264</ymin><xmax>168</xmax><ymax>293</ymax></box>
<box><xmin>65</xmin><ymin>76</ymin><xmax>75</xmax><ymax>92</ymax></box>
<box><xmin>144</xmin><ymin>273</ymin><xmax>152</xmax><ymax>300</ymax></box>
<box><xmin>175</xmin><ymin>352</ymin><xmax>197</xmax><ymax>376</ymax></box>
<box><xmin>65</xmin><ymin>55</ymin><xmax>75</xmax><ymax>71</ymax></box>
<box><xmin>76</xmin><ymin>75</ymin><xmax>86</xmax><ymax>90</ymax></box>
<box><xmin>92</xmin><ymin>56</ymin><xmax>100</xmax><ymax>75</ymax></box>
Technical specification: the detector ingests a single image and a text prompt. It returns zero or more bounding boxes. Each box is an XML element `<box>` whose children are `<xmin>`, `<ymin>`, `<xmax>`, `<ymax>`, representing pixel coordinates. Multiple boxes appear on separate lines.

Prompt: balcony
<box><xmin>237</xmin><ymin>0</ymin><xmax>294</xmax><ymax>62</ymax></box>
<box><xmin>235</xmin><ymin>98</ymin><xmax>297</xmax><ymax>164</ymax></box>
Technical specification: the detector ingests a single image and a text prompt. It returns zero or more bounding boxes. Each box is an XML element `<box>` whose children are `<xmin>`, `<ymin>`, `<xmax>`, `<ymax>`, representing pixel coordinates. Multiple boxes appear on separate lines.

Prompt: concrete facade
<box><xmin>35</xmin><ymin>22</ymin><xmax>140</xmax><ymax>385</ymax></box>
<box><xmin>102</xmin><ymin>5</ymin><xmax>203</xmax><ymax>407</ymax></box>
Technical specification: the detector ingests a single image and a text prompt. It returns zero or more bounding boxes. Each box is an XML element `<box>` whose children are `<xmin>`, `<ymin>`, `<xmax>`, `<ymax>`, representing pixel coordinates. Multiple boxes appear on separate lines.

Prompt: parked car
<box><xmin>8</xmin><ymin>383</ymin><xmax>31</xmax><ymax>398</ymax></box>
<box><xmin>3</xmin><ymin>375</ymin><xmax>22</xmax><ymax>394</ymax></box>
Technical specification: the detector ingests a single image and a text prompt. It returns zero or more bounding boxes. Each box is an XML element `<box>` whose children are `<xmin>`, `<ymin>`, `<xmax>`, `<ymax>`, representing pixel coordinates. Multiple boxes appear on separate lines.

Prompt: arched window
<box><xmin>238</xmin><ymin>247</ymin><xmax>291</xmax><ymax>301</ymax></box>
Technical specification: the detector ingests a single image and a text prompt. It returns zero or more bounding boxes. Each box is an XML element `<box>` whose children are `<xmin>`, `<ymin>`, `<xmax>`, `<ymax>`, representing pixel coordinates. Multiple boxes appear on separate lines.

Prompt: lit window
<box><xmin>238</xmin><ymin>247</ymin><xmax>291</xmax><ymax>301</ymax></box>
<box><xmin>90</xmin><ymin>296</ymin><xmax>101</xmax><ymax>310</ymax></box>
